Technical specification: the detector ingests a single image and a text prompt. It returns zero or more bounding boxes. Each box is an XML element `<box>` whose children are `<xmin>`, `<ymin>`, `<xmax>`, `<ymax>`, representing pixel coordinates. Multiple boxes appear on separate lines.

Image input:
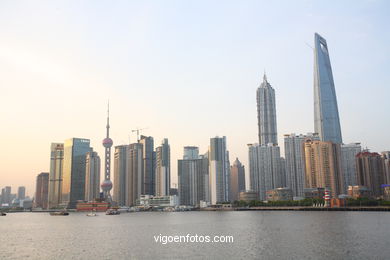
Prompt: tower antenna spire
<box><xmin>106</xmin><ymin>100</ymin><xmax>110</xmax><ymax>138</ymax></box>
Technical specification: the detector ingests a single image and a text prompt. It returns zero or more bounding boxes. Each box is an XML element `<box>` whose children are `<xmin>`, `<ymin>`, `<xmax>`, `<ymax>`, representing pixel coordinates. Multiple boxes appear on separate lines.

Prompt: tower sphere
<box><xmin>101</xmin><ymin>179</ymin><xmax>113</xmax><ymax>191</ymax></box>
<box><xmin>102</xmin><ymin>137</ymin><xmax>113</xmax><ymax>148</ymax></box>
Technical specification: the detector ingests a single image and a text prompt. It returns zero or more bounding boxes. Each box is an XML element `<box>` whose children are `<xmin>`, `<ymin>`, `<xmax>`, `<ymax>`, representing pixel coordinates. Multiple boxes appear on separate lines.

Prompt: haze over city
<box><xmin>1</xmin><ymin>0</ymin><xmax>389</xmax><ymax>196</ymax></box>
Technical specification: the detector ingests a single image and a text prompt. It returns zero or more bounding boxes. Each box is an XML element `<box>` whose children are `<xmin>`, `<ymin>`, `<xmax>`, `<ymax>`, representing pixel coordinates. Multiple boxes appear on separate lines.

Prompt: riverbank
<box><xmin>200</xmin><ymin>206</ymin><xmax>390</xmax><ymax>211</ymax></box>
<box><xmin>4</xmin><ymin>206</ymin><xmax>390</xmax><ymax>213</ymax></box>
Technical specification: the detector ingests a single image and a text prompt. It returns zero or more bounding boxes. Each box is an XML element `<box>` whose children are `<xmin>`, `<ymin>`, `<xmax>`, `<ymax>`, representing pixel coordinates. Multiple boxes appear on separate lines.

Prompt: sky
<box><xmin>1</xmin><ymin>0</ymin><xmax>389</xmax><ymax>197</ymax></box>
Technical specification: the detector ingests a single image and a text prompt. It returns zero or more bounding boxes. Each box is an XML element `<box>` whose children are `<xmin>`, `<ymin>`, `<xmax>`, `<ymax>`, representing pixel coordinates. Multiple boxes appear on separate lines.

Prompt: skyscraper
<box><xmin>257</xmin><ymin>73</ymin><xmax>277</xmax><ymax>145</ymax></box>
<box><xmin>248</xmin><ymin>143</ymin><xmax>282</xmax><ymax>200</ymax></box>
<box><xmin>1</xmin><ymin>186</ymin><xmax>11</xmax><ymax>205</ymax></box>
<box><xmin>85</xmin><ymin>150</ymin><xmax>101</xmax><ymax>202</ymax></box>
<box><xmin>178</xmin><ymin>147</ymin><xmax>209</xmax><ymax>206</ymax></box>
<box><xmin>62</xmin><ymin>138</ymin><xmax>90</xmax><ymax>208</ymax></box>
<box><xmin>139</xmin><ymin>135</ymin><xmax>155</xmax><ymax>195</ymax></box>
<box><xmin>284</xmin><ymin>133</ymin><xmax>319</xmax><ymax>197</ymax></box>
<box><xmin>280</xmin><ymin>157</ymin><xmax>286</xmax><ymax>188</ymax></box>
<box><xmin>155</xmin><ymin>139</ymin><xmax>170</xmax><ymax>196</ymax></box>
<box><xmin>356</xmin><ymin>151</ymin><xmax>385</xmax><ymax>197</ymax></box>
<box><xmin>303</xmin><ymin>140</ymin><xmax>344</xmax><ymax>197</ymax></box>
<box><xmin>229</xmin><ymin>158</ymin><xmax>245</xmax><ymax>202</ymax></box>
<box><xmin>183</xmin><ymin>146</ymin><xmax>199</xmax><ymax>160</ymax></box>
<box><xmin>17</xmin><ymin>186</ymin><xmax>26</xmax><ymax>200</ymax></box>
<box><xmin>48</xmin><ymin>143</ymin><xmax>64</xmax><ymax>208</ymax></box>
<box><xmin>381</xmin><ymin>152</ymin><xmax>390</xmax><ymax>185</ymax></box>
<box><xmin>209</xmin><ymin>136</ymin><xmax>230</xmax><ymax>204</ymax></box>
<box><xmin>313</xmin><ymin>33</ymin><xmax>342</xmax><ymax>144</ymax></box>
<box><xmin>341</xmin><ymin>143</ymin><xmax>361</xmax><ymax>191</ymax></box>
<box><xmin>101</xmin><ymin>103</ymin><xmax>113</xmax><ymax>201</ymax></box>
<box><xmin>126</xmin><ymin>143</ymin><xmax>143</xmax><ymax>206</ymax></box>
<box><xmin>35</xmin><ymin>172</ymin><xmax>49</xmax><ymax>209</ymax></box>
<box><xmin>113</xmin><ymin>145</ymin><xmax>128</xmax><ymax>206</ymax></box>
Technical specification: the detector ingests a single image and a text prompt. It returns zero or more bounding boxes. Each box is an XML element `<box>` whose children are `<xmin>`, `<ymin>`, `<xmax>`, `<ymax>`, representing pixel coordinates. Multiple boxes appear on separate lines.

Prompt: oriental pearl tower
<box><xmin>101</xmin><ymin>102</ymin><xmax>113</xmax><ymax>202</ymax></box>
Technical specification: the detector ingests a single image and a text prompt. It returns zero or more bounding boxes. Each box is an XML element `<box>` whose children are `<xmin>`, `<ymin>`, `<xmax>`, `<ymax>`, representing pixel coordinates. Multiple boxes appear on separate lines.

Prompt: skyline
<box><xmin>1</xmin><ymin>1</ymin><xmax>390</xmax><ymax>196</ymax></box>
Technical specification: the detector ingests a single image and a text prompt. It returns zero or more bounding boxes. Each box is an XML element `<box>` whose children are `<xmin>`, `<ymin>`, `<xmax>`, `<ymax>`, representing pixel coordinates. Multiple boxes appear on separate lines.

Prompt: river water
<box><xmin>1</xmin><ymin>211</ymin><xmax>389</xmax><ymax>259</ymax></box>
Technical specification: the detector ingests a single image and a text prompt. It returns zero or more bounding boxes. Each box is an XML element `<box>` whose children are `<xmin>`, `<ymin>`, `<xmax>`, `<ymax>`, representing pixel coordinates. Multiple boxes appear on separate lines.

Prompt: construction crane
<box><xmin>131</xmin><ymin>127</ymin><xmax>148</xmax><ymax>142</ymax></box>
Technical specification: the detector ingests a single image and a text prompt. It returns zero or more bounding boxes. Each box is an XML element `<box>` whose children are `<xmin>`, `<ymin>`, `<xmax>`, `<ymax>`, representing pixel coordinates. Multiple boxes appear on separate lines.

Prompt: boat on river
<box><xmin>50</xmin><ymin>211</ymin><xmax>69</xmax><ymax>216</ymax></box>
<box><xmin>106</xmin><ymin>209</ymin><xmax>120</xmax><ymax>215</ymax></box>
<box><xmin>86</xmin><ymin>210</ymin><xmax>98</xmax><ymax>217</ymax></box>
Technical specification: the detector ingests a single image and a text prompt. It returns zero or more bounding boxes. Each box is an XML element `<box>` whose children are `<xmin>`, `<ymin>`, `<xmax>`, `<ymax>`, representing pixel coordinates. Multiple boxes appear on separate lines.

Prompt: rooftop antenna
<box><xmin>131</xmin><ymin>127</ymin><xmax>149</xmax><ymax>142</ymax></box>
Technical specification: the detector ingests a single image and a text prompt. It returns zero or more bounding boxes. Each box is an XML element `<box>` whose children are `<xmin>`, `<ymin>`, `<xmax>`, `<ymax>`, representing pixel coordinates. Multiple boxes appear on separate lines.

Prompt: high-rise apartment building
<box><xmin>48</xmin><ymin>143</ymin><xmax>64</xmax><ymax>208</ymax></box>
<box><xmin>17</xmin><ymin>186</ymin><xmax>26</xmax><ymax>200</ymax></box>
<box><xmin>178</xmin><ymin>147</ymin><xmax>209</xmax><ymax>206</ymax></box>
<box><xmin>209</xmin><ymin>136</ymin><xmax>230</xmax><ymax>204</ymax></box>
<box><xmin>341</xmin><ymin>143</ymin><xmax>361</xmax><ymax>191</ymax></box>
<box><xmin>139</xmin><ymin>135</ymin><xmax>155</xmax><ymax>195</ymax></box>
<box><xmin>248</xmin><ymin>143</ymin><xmax>282</xmax><ymax>200</ymax></box>
<box><xmin>280</xmin><ymin>157</ymin><xmax>286</xmax><ymax>188</ymax></box>
<box><xmin>85</xmin><ymin>150</ymin><xmax>101</xmax><ymax>202</ymax></box>
<box><xmin>229</xmin><ymin>158</ymin><xmax>245</xmax><ymax>202</ymax></box>
<box><xmin>381</xmin><ymin>152</ymin><xmax>390</xmax><ymax>185</ymax></box>
<box><xmin>62</xmin><ymin>138</ymin><xmax>90</xmax><ymax>208</ymax></box>
<box><xmin>155</xmin><ymin>139</ymin><xmax>170</xmax><ymax>196</ymax></box>
<box><xmin>35</xmin><ymin>172</ymin><xmax>49</xmax><ymax>209</ymax></box>
<box><xmin>126</xmin><ymin>143</ymin><xmax>143</xmax><ymax>206</ymax></box>
<box><xmin>257</xmin><ymin>74</ymin><xmax>278</xmax><ymax>145</ymax></box>
<box><xmin>303</xmin><ymin>140</ymin><xmax>344</xmax><ymax>198</ymax></box>
<box><xmin>356</xmin><ymin>151</ymin><xmax>385</xmax><ymax>197</ymax></box>
<box><xmin>284</xmin><ymin>133</ymin><xmax>319</xmax><ymax>197</ymax></box>
<box><xmin>313</xmin><ymin>33</ymin><xmax>342</xmax><ymax>144</ymax></box>
<box><xmin>113</xmin><ymin>145</ymin><xmax>128</xmax><ymax>206</ymax></box>
<box><xmin>1</xmin><ymin>186</ymin><xmax>11</xmax><ymax>205</ymax></box>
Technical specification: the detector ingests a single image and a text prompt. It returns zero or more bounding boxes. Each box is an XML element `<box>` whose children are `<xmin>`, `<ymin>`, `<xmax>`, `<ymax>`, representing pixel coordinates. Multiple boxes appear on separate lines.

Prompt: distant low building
<box><xmin>304</xmin><ymin>188</ymin><xmax>325</xmax><ymax>200</ymax></box>
<box><xmin>136</xmin><ymin>195</ymin><xmax>179</xmax><ymax>207</ymax></box>
<box><xmin>266</xmin><ymin>188</ymin><xmax>293</xmax><ymax>201</ymax></box>
<box><xmin>238</xmin><ymin>190</ymin><xmax>258</xmax><ymax>202</ymax></box>
<box><xmin>330</xmin><ymin>198</ymin><xmax>346</xmax><ymax>208</ymax></box>
<box><xmin>21</xmin><ymin>198</ymin><xmax>33</xmax><ymax>209</ymax></box>
<box><xmin>347</xmin><ymin>185</ymin><xmax>371</xmax><ymax>199</ymax></box>
<box><xmin>383</xmin><ymin>185</ymin><xmax>390</xmax><ymax>201</ymax></box>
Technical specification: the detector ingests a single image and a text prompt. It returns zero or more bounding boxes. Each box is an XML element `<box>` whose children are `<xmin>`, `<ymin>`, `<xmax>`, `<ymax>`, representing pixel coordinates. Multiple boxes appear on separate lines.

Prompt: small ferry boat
<box><xmin>50</xmin><ymin>211</ymin><xmax>69</xmax><ymax>216</ymax></box>
<box><xmin>86</xmin><ymin>210</ymin><xmax>98</xmax><ymax>217</ymax></box>
<box><xmin>106</xmin><ymin>209</ymin><xmax>120</xmax><ymax>215</ymax></box>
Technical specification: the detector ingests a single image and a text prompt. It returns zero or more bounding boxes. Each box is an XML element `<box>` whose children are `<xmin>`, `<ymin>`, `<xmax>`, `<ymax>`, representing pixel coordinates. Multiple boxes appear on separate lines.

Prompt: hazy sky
<box><xmin>1</xmin><ymin>0</ymin><xmax>389</xmax><ymax>196</ymax></box>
